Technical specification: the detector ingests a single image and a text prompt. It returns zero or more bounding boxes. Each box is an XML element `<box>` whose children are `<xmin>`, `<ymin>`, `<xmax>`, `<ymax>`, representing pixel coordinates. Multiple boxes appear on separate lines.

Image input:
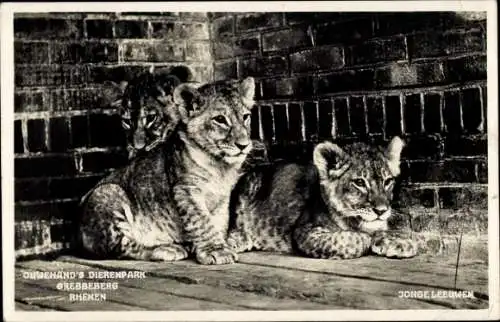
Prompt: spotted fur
<box><xmin>228</xmin><ymin>137</ymin><xmax>422</xmax><ymax>260</ymax></box>
<box><xmin>78</xmin><ymin>77</ymin><xmax>256</xmax><ymax>265</ymax></box>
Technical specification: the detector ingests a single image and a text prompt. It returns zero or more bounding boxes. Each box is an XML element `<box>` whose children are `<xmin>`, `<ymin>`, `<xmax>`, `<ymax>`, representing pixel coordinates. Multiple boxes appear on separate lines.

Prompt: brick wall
<box><xmin>210</xmin><ymin>12</ymin><xmax>488</xmax><ymax>231</ymax></box>
<box><xmin>14</xmin><ymin>12</ymin><xmax>213</xmax><ymax>257</ymax></box>
<box><xmin>14</xmin><ymin>11</ymin><xmax>488</xmax><ymax>258</ymax></box>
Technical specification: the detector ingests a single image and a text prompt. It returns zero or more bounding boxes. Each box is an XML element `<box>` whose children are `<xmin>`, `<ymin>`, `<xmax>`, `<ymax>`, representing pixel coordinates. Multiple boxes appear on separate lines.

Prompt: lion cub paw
<box><xmin>227</xmin><ymin>231</ymin><xmax>253</xmax><ymax>253</ymax></box>
<box><xmin>371</xmin><ymin>236</ymin><xmax>418</xmax><ymax>259</ymax></box>
<box><xmin>150</xmin><ymin>245</ymin><xmax>189</xmax><ymax>261</ymax></box>
<box><xmin>195</xmin><ymin>244</ymin><xmax>238</xmax><ymax>265</ymax></box>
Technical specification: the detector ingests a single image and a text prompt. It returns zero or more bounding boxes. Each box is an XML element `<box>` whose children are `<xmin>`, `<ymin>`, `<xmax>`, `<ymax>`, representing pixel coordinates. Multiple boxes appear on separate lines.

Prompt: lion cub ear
<box><xmin>173</xmin><ymin>82</ymin><xmax>204</xmax><ymax>121</ymax></box>
<box><xmin>238</xmin><ymin>77</ymin><xmax>255</xmax><ymax>108</ymax></box>
<box><xmin>313</xmin><ymin>141</ymin><xmax>350</xmax><ymax>180</ymax></box>
<box><xmin>385</xmin><ymin>136</ymin><xmax>405</xmax><ymax>176</ymax></box>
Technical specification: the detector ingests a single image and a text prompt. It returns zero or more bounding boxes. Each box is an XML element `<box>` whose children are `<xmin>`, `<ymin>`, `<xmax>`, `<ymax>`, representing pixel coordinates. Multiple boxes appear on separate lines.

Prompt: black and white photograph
<box><xmin>1</xmin><ymin>1</ymin><xmax>498</xmax><ymax>321</ymax></box>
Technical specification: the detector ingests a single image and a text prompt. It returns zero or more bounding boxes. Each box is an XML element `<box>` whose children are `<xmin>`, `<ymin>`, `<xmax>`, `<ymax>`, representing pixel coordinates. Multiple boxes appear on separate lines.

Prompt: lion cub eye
<box><xmin>352</xmin><ymin>178</ymin><xmax>367</xmax><ymax>189</ymax></box>
<box><xmin>213</xmin><ymin>115</ymin><xmax>229</xmax><ymax>126</ymax></box>
<box><xmin>384</xmin><ymin>177</ymin><xmax>395</xmax><ymax>187</ymax></box>
<box><xmin>145</xmin><ymin>113</ymin><xmax>158</xmax><ymax>125</ymax></box>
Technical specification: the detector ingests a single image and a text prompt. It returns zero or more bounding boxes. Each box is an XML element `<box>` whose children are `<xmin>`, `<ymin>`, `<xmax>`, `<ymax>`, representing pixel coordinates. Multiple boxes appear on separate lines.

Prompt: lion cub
<box><xmin>228</xmin><ymin>137</ymin><xmax>421</xmax><ymax>259</ymax></box>
<box><xmin>79</xmin><ymin>77</ymin><xmax>255</xmax><ymax>265</ymax></box>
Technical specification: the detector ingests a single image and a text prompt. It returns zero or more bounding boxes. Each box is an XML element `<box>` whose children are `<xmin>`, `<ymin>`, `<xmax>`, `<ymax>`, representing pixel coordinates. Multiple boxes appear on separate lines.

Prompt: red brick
<box><xmin>15</xmin><ymin>178</ymin><xmax>49</xmax><ymax>202</ymax></box>
<box><xmin>385</xmin><ymin>95</ymin><xmax>403</xmax><ymax>137</ymax></box>
<box><xmin>366</xmin><ymin>97</ymin><xmax>384</xmax><ymax>134</ymax></box>
<box><xmin>348</xmin><ymin>37</ymin><xmax>407</xmax><ymax>65</ymax></box>
<box><xmin>287</xmin><ymin>103</ymin><xmax>303</xmax><ymax>143</ymax></box>
<box><xmin>211</xmin><ymin>16</ymin><xmax>235</xmax><ymax>38</ymax></box>
<box><xmin>85</xmin><ymin>42</ymin><xmax>119</xmax><ymax>63</ymax></box>
<box><xmin>262</xmin><ymin>27</ymin><xmax>311</xmax><ymax>52</ymax></box>
<box><xmin>315</xmin><ymin>18</ymin><xmax>374</xmax><ymax>46</ymax></box>
<box><xmin>349</xmin><ymin>96</ymin><xmax>367</xmax><ymax>137</ymax></box>
<box><xmin>214</xmin><ymin>60</ymin><xmax>237</xmax><ymax>81</ymax></box>
<box><xmin>49</xmin><ymin>117</ymin><xmax>70</xmax><ymax>152</ymax></box>
<box><xmin>259</xmin><ymin>105</ymin><xmax>275</xmax><ymax>143</ymax></box>
<box><xmin>15</xmin><ymin>92</ymin><xmax>45</xmax><ymax>113</ymax></box>
<box><xmin>408</xmin><ymin>29</ymin><xmax>485</xmax><ymax>59</ymax></box>
<box><xmin>239</xmin><ymin>56</ymin><xmax>288</xmax><ymax>78</ymax></box>
<box><xmin>402</xmin><ymin>135</ymin><xmax>443</xmax><ymax>160</ymax></box>
<box><xmin>443</xmin><ymin>91</ymin><xmax>462</xmax><ymax>133</ymax></box>
<box><xmin>423</xmin><ymin>93</ymin><xmax>443</xmax><ymax>133</ymax></box>
<box><xmin>186</xmin><ymin>65</ymin><xmax>213</xmax><ymax>83</ymax></box>
<box><xmin>290</xmin><ymin>46</ymin><xmax>344</xmax><ymax>73</ymax></box>
<box><xmin>82</xmin><ymin>151</ymin><xmax>129</xmax><ymax>173</ymax></box>
<box><xmin>51</xmin><ymin>42</ymin><xmax>118</xmax><ymax>64</ymax></box>
<box><xmin>59</xmin><ymin>65</ymin><xmax>90</xmax><ymax>85</ymax></box>
<box><xmin>213</xmin><ymin>35</ymin><xmax>259</xmax><ymax>59</ymax></box>
<box><xmin>403</xmin><ymin>94</ymin><xmax>423</xmax><ymax>134</ymax></box>
<box><xmin>15</xmin><ymin>42</ymin><xmax>49</xmax><ymax>64</ymax></box>
<box><xmin>16</xmin><ymin>65</ymin><xmax>89</xmax><ymax>87</ymax></box>
<box><xmin>70</xmin><ymin>115</ymin><xmax>89</xmax><ymax>148</ymax></box>
<box><xmin>396</xmin><ymin>187</ymin><xmax>436</xmax><ymax>209</ymax></box>
<box><xmin>50</xmin><ymin>43</ymin><xmax>84</xmax><ymax>64</ymax></box>
<box><xmin>89</xmin><ymin>114</ymin><xmax>126</xmax><ymax>148</ymax></box>
<box><xmin>273</xmin><ymin>104</ymin><xmax>288</xmax><ymax>144</ymax></box>
<box><xmin>185</xmin><ymin>42</ymin><xmax>211</xmax><ymax>62</ymax></box>
<box><xmin>85</xmin><ymin>19</ymin><xmax>114</xmax><ymax>38</ymax></box>
<box><xmin>234</xmin><ymin>36</ymin><xmax>260</xmax><ymax>56</ymax></box>
<box><xmin>303</xmin><ymin>101</ymin><xmax>318</xmax><ymax>141</ymax></box>
<box><xmin>439</xmin><ymin>186</ymin><xmax>487</xmax><ymax>210</ymax></box>
<box><xmin>48</xmin><ymin>176</ymin><xmax>102</xmax><ymax>200</ymax></box>
<box><xmin>477</xmin><ymin>161</ymin><xmax>488</xmax><ymax>183</ymax></box>
<box><xmin>374</xmin><ymin>12</ymin><xmax>482</xmax><ymax>36</ymax></box>
<box><xmin>461</xmin><ymin>87</ymin><xmax>484</xmax><ymax>133</ymax></box>
<box><xmin>49</xmin><ymin>88</ymin><xmax>105</xmax><ymax>111</ymax></box>
<box><xmin>14</xmin><ymin>18</ymin><xmax>83</xmax><ymax>39</ymax></box>
<box><xmin>212</xmin><ymin>36</ymin><xmax>234</xmax><ymax>60</ymax></box>
<box><xmin>318</xmin><ymin>100</ymin><xmax>334</xmax><ymax>140</ymax></box>
<box><xmin>409</xmin><ymin>160</ymin><xmax>478</xmax><ymax>183</ymax></box>
<box><xmin>236</xmin><ymin>13</ymin><xmax>282</xmax><ymax>32</ymax></box>
<box><xmin>114</xmin><ymin>20</ymin><xmax>148</xmax><ymax>38</ymax></box>
<box><xmin>333</xmin><ymin>98</ymin><xmax>350</xmax><ymax>137</ymax></box>
<box><xmin>151</xmin><ymin>22</ymin><xmax>209</xmax><ymax>39</ymax></box>
<box><xmin>122</xmin><ymin>42</ymin><xmax>185</xmax><ymax>62</ymax></box>
<box><xmin>316</xmin><ymin>69</ymin><xmax>375</xmax><ymax>94</ymax></box>
<box><xmin>27</xmin><ymin>119</ymin><xmax>47</xmax><ymax>153</ymax></box>
<box><xmin>15</xmin><ymin>155</ymin><xmax>76</xmax><ymax>178</ymax></box>
<box><xmin>88</xmin><ymin>65</ymin><xmax>147</xmax><ymax>84</ymax></box>
<box><xmin>374</xmin><ymin>62</ymin><xmax>444</xmax><ymax>89</ymax></box>
<box><xmin>15</xmin><ymin>120</ymin><xmax>24</xmax><ymax>154</ymax></box>
<box><xmin>444</xmin><ymin>55</ymin><xmax>486</xmax><ymax>83</ymax></box>
<box><xmin>444</xmin><ymin>136</ymin><xmax>487</xmax><ymax>157</ymax></box>
<box><xmin>261</xmin><ymin>76</ymin><xmax>314</xmax><ymax>99</ymax></box>
<box><xmin>15</xmin><ymin>203</ymin><xmax>51</xmax><ymax>222</ymax></box>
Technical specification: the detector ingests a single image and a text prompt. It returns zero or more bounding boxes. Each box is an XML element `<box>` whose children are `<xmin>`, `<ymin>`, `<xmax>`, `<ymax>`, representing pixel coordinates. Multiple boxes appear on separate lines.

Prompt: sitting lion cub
<box><xmin>228</xmin><ymin>136</ymin><xmax>422</xmax><ymax>259</ymax></box>
<box><xmin>79</xmin><ymin>77</ymin><xmax>256</xmax><ymax>265</ymax></box>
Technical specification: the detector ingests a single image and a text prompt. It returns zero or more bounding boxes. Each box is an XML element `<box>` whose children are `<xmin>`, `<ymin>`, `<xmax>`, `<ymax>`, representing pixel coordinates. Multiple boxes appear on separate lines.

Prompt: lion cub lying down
<box><xmin>228</xmin><ymin>136</ymin><xmax>422</xmax><ymax>260</ymax></box>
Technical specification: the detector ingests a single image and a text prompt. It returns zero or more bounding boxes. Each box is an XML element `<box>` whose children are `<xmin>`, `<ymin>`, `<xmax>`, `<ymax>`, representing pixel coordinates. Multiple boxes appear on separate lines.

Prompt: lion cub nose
<box><xmin>373</xmin><ymin>206</ymin><xmax>388</xmax><ymax>217</ymax></box>
<box><xmin>235</xmin><ymin>142</ymin><xmax>249</xmax><ymax>151</ymax></box>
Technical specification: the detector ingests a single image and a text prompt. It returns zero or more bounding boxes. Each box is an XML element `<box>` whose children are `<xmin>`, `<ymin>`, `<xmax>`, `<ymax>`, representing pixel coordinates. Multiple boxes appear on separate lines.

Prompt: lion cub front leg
<box><xmin>294</xmin><ymin>223</ymin><xmax>372</xmax><ymax>259</ymax></box>
<box><xmin>174</xmin><ymin>186</ymin><xmax>237</xmax><ymax>265</ymax></box>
